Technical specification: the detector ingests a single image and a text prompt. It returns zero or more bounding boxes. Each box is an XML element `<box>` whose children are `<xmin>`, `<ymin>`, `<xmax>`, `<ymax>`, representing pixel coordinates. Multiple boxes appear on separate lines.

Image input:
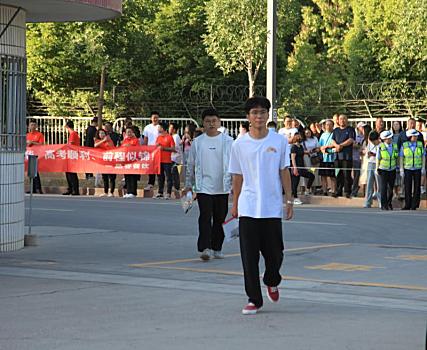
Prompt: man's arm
<box><xmin>231</xmin><ymin>174</ymin><xmax>243</xmax><ymax>218</ymax></box>
<box><xmin>183</xmin><ymin>142</ymin><xmax>196</xmax><ymax>193</ymax></box>
<box><xmin>280</xmin><ymin>168</ymin><xmax>294</xmax><ymax>220</ymax></box>
<box><xmin>340</xmin><ymin>138</ymin><xmax>354</xmax><ymax>147</ymax></box>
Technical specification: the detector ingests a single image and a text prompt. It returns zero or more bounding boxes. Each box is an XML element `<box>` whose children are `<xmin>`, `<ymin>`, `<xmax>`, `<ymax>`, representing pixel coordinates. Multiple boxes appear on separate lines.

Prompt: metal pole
<box><xmin>28</xmin><ymin>177</ymin><xmax>33</xmax><ymax>235</ymax></box>
<box><xmin>266</xmin><ymin>0</ymin><xmax>277</xmax><ymax>122</ymax></box>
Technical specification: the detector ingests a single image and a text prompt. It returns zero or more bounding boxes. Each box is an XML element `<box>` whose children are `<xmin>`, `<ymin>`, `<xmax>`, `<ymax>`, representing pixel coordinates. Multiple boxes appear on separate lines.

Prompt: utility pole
<box><xmin>266</xmin><ymin>0</ymin><xmax>277</xmax><ymax>122</ymax></box>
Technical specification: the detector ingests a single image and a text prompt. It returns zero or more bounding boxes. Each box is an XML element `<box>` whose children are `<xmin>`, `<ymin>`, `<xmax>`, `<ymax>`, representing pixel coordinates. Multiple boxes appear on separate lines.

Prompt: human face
<box><xmin>151</xmin><ymin>114</ymin><xmax>159</xmax><ymax>125</ymax></box>
<box><xmin>392</xmin><ymin>121</ymin><xmax>400</xmax><ymax>132</ymax></box>
<box><xmin>239</xmin><ymin>125</ymin><xmax>247</xmax><ymax>134</ymax></box>
<box><xmin>338</xmin><ymin>115</ymin><xmax>348</xmax><ymax>127</ymax></box>
<box><xmin>157</xmin><ymin>125</ymin><xmax>166</xmax><ymax>134</ymax></box>
<box><xmin>292</xmin><ymin>120</ymin><xmax>300</xmax><ymax>128</ymax></box>
<box><xmin>375</xmin><ymin>118</ymin><xmax>384</xmax><ymax>130</ymax></box>
<box><xmin>310</xmin><ymin>123</ymin><xmax>317</xmax><ymax>134</ymax></box>
<box><xmin>203</xmin><ymin>115</ymin><xmax>220</xmax><ymax>133</ymax></box>
<box><xmin>125</xmin><ymin>128</ymin><xmax>135</xmax><ymax>138</ymax></box>
<box><xmin>410</xmin><ymin>135</ymin><xmax>418</xmax><ymax>142</ymax></box>
<box><xmin>247</xmin><ymin>107</ymin><xmax>268</xmax><ymax>130</ymax></box>
<box><xmin>168</xmin><ymin>124</ymin><xmax>175</xmax><ymax>135</ymax></box>
<box><xmin>407</xmin><ymin>119</ymin><xmax>416</xmax><ymax>130</ymax></box>
<box><xmin>305</xmin><ymin>129</ymin><xmax>312</xmax><ymax>139</ymax></box>
<box><xmin>293</xmin><ymin>133</ymin><xmax>301</xmax><ymax>143</ymax></box>
<box><xmin>384</xmin><ymin>137</ymin><xmax>392</xmax><ymax>144</ymax></box>
<box><xmin>104</xmin><ymin>123</ymin><xmax>112</xmax><ymax>132</ymax></box>
<box><xmin>98</xmin><ymin>130</ymin><xmax>106</xmax><ymax>139</ymax></box>
<box><xmin>29</xmin><ymin>122</ymin><xmax>37</xmax><ymax>132</ymax></box>
<box><xmin>325</xmin><ymin>121</ymin><xmax>334</xmax><ymax>132</ymax></box>
<box><xmin>284</xmin><ymin>118</ymin><xmax>292</xmax><ymax>128</ymax></box>
<box><xmin>416</xmin><ymin>121</ymin><xmax>424</xmax><ymax>132</ymax></box>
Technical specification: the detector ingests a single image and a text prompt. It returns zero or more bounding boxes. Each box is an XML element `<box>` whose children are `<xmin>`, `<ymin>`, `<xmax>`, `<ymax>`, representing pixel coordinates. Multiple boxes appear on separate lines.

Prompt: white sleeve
<box><xmin>281</xmin><ymin>137</ymin><xmax>290</xmax><ymax>169</ymax></box>
<box><xmin>143</xmin><ymin>126</ymin><xmax>148</xmax><ymax>138</ymax></box>
<box><xmin>228</xmin><ymin>142</ymin><xmax>242</xmax><ymax>175</ymax></box>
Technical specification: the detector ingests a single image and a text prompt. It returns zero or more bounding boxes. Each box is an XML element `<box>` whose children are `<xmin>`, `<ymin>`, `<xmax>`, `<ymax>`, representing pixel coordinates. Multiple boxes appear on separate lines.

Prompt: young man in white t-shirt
<box><xmin>184</xmin><ymin>108</ymin><xmax>234</xmax><ymax>261</ymax></box>
<box><xmin>278</xmin><ymin>116</ymin><xmax>298</xmax><ymax>144</ymax></box>
<box><xmin>143</xmin><ymin>112</ymin><xmax>160</xmax><ymax>190</ymax></box>
<box><xmin>229</xmin><ymin>96</ymin><xmax>294</xmax><ymax>315</ymax></box>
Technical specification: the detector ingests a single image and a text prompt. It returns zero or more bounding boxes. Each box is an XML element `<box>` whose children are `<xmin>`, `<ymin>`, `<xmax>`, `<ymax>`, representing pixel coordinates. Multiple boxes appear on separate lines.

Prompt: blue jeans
<box><xmin>364</xmin><ymin>162</ymin><xmax>381</xmax><ymax>207</ymax></box>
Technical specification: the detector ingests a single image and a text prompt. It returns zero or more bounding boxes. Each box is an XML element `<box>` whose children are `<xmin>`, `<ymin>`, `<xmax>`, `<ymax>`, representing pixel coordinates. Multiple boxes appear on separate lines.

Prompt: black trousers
<box><xmin>378</xmin><ymin>169</ymin><xmax>396</xmax><ymax>209</ymax></box>
<box><xmin>158</xmin><ymin>163</ymin><xmax>173</xmax><ymax>195</ymax></box>
<box><xmin>239</xmin><ymin>217</ymin><xmax>284</xmax><ymax>308</ymax></box>
<box><xmin>197</xmin><ymin>193</ymin><xmax>229</xmax><ymax>252</ymax></box>
<box><xmin>124</xmin><ymin>174</ymin><xmax>138</xmax><ymax>195</ymax></box>
<box><xmin>335</xmin><ymin>159</ymin><xmax>353</xmax><ymax>195</ymax></box>
<box><xmin>290</xmin><ymin>169</ymin><xmax>315</xmax><ymax>197</ymax></box>
<box><xmin>102</xmin><ymin>174</ymin><xmax>116</xmax><ymax>194</ymax></box>
<box><xmin>404</xmin><ymin>169</ymin><xmax>422</xmax><ymax>209</ymax></box>
<box><xmin>32</xmin><ymin>174</ymin><xmax>42</xmax><ymax>193</ymax></box>
<box><xmin>148</xmin><ymin>174</ymin><xmax>156</xmax><ymax>186</ymax></box>
<box><xmin>171</xmin><ymin>162</ymin><xmax>181</xmax><ymax>190</ymax></box>
<box><xmin>351</xmin><ymin>160</ymin><xmax>361</xmax><ymax>195</ymax></box>
<box><xmin>65</xmin><ymin>172</ymin><xmax>79</xmax><ymax>194</ymax></box>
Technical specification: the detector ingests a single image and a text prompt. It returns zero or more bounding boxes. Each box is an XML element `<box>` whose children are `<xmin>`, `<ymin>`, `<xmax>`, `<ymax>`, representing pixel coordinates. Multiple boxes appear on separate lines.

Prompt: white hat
<box><xmin>357</xmin><ymin>121</ymin><xmax>367</xmax><ymax>128</ymax></box>
<box><xmin>406</xmin><ymin>129</ymin><xmax>419</xmax><ymax>138</ymax></box>
<box><xmin>319</xmin><ymin>119</ymin><xmax>326</xmax><ymax>124</ymax></box>
<box><xmin>380</xmin><ymin>130</ymin><xmax>393</xmax><ymax>140</ymax></box>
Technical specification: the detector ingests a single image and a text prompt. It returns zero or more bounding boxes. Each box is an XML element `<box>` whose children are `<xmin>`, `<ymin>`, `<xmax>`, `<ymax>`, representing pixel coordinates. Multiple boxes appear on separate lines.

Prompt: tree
<box><xmin>204</xmin><ymin>0</ymin><xmax>268</xmax><ymax>97</ymax></box>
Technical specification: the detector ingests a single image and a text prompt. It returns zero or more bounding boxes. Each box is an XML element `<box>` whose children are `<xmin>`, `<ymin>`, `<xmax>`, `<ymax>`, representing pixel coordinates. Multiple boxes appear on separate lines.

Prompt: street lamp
<box><xmin>266</xmin><ymin>0</ymin><xmax>277</xmax><ymax>122</ymax></box>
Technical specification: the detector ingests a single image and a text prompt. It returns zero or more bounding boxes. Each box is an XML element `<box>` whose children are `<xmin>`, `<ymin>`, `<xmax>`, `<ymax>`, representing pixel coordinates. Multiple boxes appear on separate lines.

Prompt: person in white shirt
<box><xmin>229</xmin><ymin>96</ymin><xmax>294</xmax><ymax>316</ymax></box>
<box><xmin>184</xmin><ymin>108</ymin><xmax>233</xmax><ymax>261</ymax></box>
<box><xmin>278</xmin><ymin>116</ymin><xmax>298</xmax><ymax>144</ymax></box>
<box><xmin>142</xmin><ymin>112</ymin><xmax>160</xmax><ymax>190</ymax></box>
<box><xmin>364</xmin><ymin>130</ymin><xmax>381</xmax><ymax>208</ymax></box>
<box><xmin>169</xmin><ymin>122</ymin><xmax>182</xmax><ymax>192</ymax></box>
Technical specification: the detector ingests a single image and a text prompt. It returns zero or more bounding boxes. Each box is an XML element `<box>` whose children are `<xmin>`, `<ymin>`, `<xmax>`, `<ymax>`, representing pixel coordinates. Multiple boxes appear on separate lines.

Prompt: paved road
<box><xmin>0</xmin><ymin>195</ymin><xmax>426</xmax><ymax>350</ymax></box>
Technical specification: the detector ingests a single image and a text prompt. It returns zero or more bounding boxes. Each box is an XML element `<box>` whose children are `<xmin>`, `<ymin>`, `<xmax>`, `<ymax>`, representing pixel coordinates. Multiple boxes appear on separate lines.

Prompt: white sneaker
<box><xmin>294</xmin><ymin>198</ymin><xmax>303</xmax><ymax>205</ymax></box>
<box><xmin>99</xmin><ymin>193</ymin><xmax>107</xmax><ymax>197</ymax></box>
<box><xmin>213</xmin><ymin>250</ymin><xmax>224</xmax><ymax>259</ymax></box>
<box><xmin>144</xmin><ymin>184</ymin><xmax>153</xmax><ymax>191</ymax></box>
<box><xmin>123</xmin><ymin>194</ymin><xmax>129</xmax><ymax>198</ymax></box>
<box><xmin>200</xmin><ymin>248</ymin><xmax>212</xmax><ymax>261</ymax></box>
<box><xmin>108</xmin><ymin>193</ymin><xmax>114</xmax><ymax>197</ymax></box>
<box><xmin>154</xmin><ymin>193</ymin><xmax>164</xmax><ymax>199</ymax></box>
<box><xmin>304</xmin><ymin>190</ymin><xmax>312</xmax><ymax>196</ymax></box>
<box><xmin>127</xmin><ymin>194</ymin><xmax>136</xmax><ymax>198</ymax></box>
<box><xmin>164</xmin><ymin>193</ymin><xmax>171</xmax><ymax>200</ymax></box>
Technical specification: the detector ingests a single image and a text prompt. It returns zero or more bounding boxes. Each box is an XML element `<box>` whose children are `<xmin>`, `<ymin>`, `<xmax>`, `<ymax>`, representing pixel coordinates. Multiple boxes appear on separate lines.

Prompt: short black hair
<box><xmin>159</xmin><ymin>121</ymin><xmax>168</xmax><ymax>131</ymax></box>
<box><xmin>150</xmin><ymin>111</ymin><xmax>160</xmax><ymax>117</ymax></box>
<box><xmin>169</xmin><ymin>122</ymin><xmax>178</xmax><ymax>131</ymax></box>
<box><xmin>91</xmin><ymin>117</ymin><xmax>98</xmax><ymax>124</ymax></box>
<box><xmin>267</xmin><ymin>121</ymin><xmax>277</xmax><ymax>128</ymax></box>
<box><xmin>66</xmin><ymin>120</ymin><xmax>74</xmax><ymax>129</ymax></box>
<box><xmin>244</xmin><ymin>96</ymin><xmax>271</xmax><ymax>114</ymax></box>
<box><xmin>368</xmin><ymin>130</ymin><xmax>379</xmax><ymax>141</ymax></box>
<box><xmin>202</xmin><ymin>107</ymin><xmax>219</xmax><ymax>120</ymax></box>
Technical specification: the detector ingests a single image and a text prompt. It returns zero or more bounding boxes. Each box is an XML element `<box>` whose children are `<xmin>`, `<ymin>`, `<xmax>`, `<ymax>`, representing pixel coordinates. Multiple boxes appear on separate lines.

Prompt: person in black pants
<box><xmin>290</xmin><ymin>132</ymin><xmax>315</xmax><ymax>204</ymax></box>
<box><xmin>377</xmin><ymin>131</ymin><xmax>398</xmax><ymax>210</ymax></box>
<box><xmin>63</xmin><ymin>120</ymin><xmax>80</xmax><ymax>196</ymax></box>
<box><xmin>331</xmin><ymin>114</ymin><xmax>355</xmax><ymax>198</ymax></box>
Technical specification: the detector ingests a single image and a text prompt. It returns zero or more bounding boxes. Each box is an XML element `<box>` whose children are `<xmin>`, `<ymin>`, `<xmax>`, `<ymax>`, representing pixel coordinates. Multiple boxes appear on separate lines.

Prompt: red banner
<box><xmin>25</xmin><ymin>145</ymin><xmax>161</xmax><ymax>174</ymax></box>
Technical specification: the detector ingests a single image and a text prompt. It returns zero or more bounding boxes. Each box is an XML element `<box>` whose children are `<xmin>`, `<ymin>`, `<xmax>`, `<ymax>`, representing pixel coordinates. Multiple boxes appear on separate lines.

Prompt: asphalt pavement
<box><xmin>0</xmin><ymin>195</ymin><xmax>426</xmax><ymax>350</ymax></box>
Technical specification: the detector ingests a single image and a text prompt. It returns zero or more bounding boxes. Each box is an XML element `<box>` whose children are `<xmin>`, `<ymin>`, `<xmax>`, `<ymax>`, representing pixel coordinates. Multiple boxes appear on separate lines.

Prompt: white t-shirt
<box><xmin>171</xmin><ymin>134</ymin><xmax>182</xmax><ymax>164</ymax></box>
<box><xmin>143</xmin><ymin>124</ymin><xmax>159</xmax><ymax>146</ymax></box>
<box><xmin>303</xmin><ymin>137</ymin><xmax>319</xmax><ymax>152</ymax></box>
<box><xmin>278</xmin><ymin>127</ymin><xmax>298</xmax><ymax>142</ymax></box>
<box><xmin>200</xmin><ymin>134</ymin><xmax>226</xmax><ymax>195</ymax></box>
<box><xmin>229</xmin><ymin>131</ymin><xmax>290</xmax><ymax>218</ymax></box>
<box><xmin>367</xmin><ymin>142</ymin><xmax>379</xmax><ymax>163</ymax></box>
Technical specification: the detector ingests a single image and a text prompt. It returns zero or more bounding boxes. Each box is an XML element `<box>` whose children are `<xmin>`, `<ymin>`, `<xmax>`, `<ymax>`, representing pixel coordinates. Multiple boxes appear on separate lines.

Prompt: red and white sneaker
<box><xmin>266</xmin><ymin>286</ymin><xmax>279</xmax><ymax>303</ymax></box>
<box><xmin>242</xmin><ymin>302</ymin><xmax>261</xmax><ymax>315</ymax></box>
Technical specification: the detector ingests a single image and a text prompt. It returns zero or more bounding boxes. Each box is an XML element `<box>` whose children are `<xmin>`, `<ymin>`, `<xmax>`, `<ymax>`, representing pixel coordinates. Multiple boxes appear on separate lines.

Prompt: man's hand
<box><xmin>231</xmin><ymin>203</ymin><xmax>238</xmax><ymax>218</ymax></box>
<box><xmin>285</xmin><ymin>202</ymin><xmax>294</xmax><ymax>220</ymax></box>
<box><xmin>182</xmin><ymin>187</ymin><xmax>192</xmax><ymax>196</ymax></box>
<box><xmin>293</xmin><ymin>168</ymin><xmax>299</xmax><ymax>177</ymax></box>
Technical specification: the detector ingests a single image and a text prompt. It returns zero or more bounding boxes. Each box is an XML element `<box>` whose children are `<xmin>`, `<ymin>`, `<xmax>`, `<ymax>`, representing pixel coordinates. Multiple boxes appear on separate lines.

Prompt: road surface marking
<box><xmin>26</xmin><ymin>208</ymin><xmax>74</xmax><ymax>212</ymax></box>
<box><xmin>305</xmin><ymin>262</ymin><xmax>383</xmax><ymax>272</ymax></box>
<box><xmin>129</xmin><ymin>243</ymin><xmax>351</xmax><ymax>268</ymax></box>
<box><xmin>386</xmin><ymin>255</ymin><xmax>427</xmax><ymax>261</ymax></box>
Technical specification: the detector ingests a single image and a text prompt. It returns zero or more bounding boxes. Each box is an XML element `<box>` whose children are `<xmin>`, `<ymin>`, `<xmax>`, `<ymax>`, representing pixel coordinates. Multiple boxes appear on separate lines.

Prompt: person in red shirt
<box><xmin>26</xmin><ymin>120</ymin><xmax>45</xmax><ymax>194</ymax></box>
<box><xmin>154</xmin><ymin>122</ymin><xmax>175</xmax><ymax>199</ymax></box>
<box><xmin>95</xmin><ymin>129</ymin><xmax>116</xmax><ymax>197</ymax></box>
<box><xmin>122</xmin><ymin>126</ymin><xmax>140</xmax><ymax>198</ymax></box>
<box><xmin>63</xmin><ymin>120</ymin><xmax>81</xmax><ymax>195</ymax></box>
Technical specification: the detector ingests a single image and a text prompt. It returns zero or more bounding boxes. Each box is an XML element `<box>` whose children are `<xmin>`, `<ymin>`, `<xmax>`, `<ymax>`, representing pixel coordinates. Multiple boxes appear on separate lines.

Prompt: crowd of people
<box><xmin>26</xmin><ymin>112</ymin><xmax>427</xmax><ymax>210</ymax></box>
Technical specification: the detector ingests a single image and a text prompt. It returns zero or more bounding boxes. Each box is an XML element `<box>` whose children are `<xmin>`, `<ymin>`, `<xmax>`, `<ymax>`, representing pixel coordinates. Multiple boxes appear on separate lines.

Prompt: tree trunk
<box><xmin>97</xmin><ymin>65</ymin><xmax>106</xmax><ymax>129</ymax></box>
<box><xmin>247</xmin><ymin>67</ymin><xmax>255</xmax><ymax>98</ymax></box>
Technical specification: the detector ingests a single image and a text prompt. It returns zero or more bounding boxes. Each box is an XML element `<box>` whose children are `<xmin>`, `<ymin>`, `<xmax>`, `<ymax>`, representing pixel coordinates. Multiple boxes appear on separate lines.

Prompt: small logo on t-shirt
<box><xmin>266</xmin><ymin>147</ymin><xmax>277</xmax><ymax>153</ymax></box>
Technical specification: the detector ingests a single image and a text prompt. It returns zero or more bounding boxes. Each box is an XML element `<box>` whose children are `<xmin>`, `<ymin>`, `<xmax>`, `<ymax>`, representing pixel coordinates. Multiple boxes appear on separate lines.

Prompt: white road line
<box><xmin>25</xmin><ymin>208</ymin><xmax>74</xmax><ymax>212</ymax></box>
<box><xmin>285</xmin><ymin>220</ymin><xmax>346</xmax><ymax>226</ymax></box>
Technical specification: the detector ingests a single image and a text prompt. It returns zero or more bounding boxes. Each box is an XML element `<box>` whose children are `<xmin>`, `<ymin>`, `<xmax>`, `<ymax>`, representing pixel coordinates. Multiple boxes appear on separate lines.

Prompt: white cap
<box><xmin>406</xmin><ymin>129</ymin><xmax>419</xmax><ymax>138</ymax></box>
<box><xmin>357</xmin><ymin>122</ymin><xmax>367</xmax><ymax>128</ymax></box>
<box><xmin>319</xmin><ymin>119</ymin><xmax>326</xmax><ymax>124</ymax></box>
<box><xmin>380</xmin><ymin>130</ymin><xmax>393</xmax><ymax>140</ymax></box>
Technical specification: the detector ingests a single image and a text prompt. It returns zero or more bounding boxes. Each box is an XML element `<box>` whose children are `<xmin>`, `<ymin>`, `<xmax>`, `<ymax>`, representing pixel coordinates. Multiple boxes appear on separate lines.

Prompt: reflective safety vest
<box><xmin>378</xmin><ymin>143</ymin><xmax>398</xmax><ymax>170</ymax></box>
<box><xmin>402</xmin><ymin>141</ymin><xmax>424</xmax><ymax>169</ymax></box>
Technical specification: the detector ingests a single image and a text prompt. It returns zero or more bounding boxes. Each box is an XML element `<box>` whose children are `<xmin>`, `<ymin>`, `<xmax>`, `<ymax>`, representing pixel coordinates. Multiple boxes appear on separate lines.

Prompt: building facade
<box><xmin>0</xmin><ymin>1</ymin><xmax>121</xmax><ymax>252</ymax></box>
